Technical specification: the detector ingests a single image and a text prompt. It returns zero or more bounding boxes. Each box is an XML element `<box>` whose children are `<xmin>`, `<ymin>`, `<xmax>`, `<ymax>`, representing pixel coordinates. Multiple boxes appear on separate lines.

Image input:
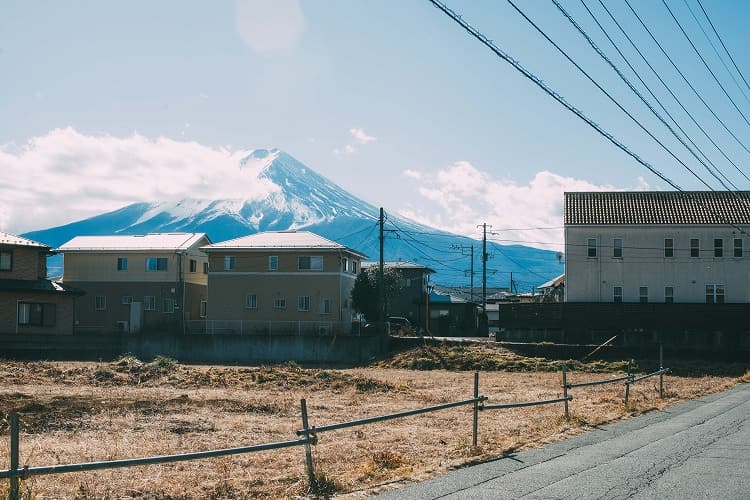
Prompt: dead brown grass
<box><xmin>0</xmin><ymin>347</ymin><xmax>744</xmax><ymax>499</ymax></box>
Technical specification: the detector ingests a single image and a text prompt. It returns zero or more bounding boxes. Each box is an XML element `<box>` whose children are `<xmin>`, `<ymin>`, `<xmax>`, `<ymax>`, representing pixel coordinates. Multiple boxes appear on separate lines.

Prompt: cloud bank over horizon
<box><xmin>0</xmin><ymin>128</ymin><xmax>642</xmax><ymax>250</ymax></box>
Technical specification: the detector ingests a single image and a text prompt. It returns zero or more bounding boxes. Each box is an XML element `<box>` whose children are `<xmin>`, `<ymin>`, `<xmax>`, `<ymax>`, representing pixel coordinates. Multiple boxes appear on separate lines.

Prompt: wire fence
<box><xmin>1</xmin><ymin>347</ymin><xmax>669</xmax><ymax>498</ymax></box>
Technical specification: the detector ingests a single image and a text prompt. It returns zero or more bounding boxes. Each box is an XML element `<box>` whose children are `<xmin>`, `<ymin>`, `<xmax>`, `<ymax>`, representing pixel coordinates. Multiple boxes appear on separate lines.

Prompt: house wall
<box><xmin>205</xmin><ymin>250</ymin><xmax>360</xmax><ymax>322</ymax></box>
<box><xmin>63</xmin><ymin>251</ymin><xmax>208</xmax><ymax>284</ymax></box>
<box><xmin>0</xmin><ymin>246</ymin><xmax>47</xmax><ymax>280</ymax></box>
<box><xmin>0</xmin><ymin>291</ymin><xmax>76</xmax><ymax>335</ymax></box>
<box><xmin>565</xmin><ymin>225</ymin><xmax>750</xmax><ymax>303</ymax></box>
<box><xmin>389</xmin><ymin>268</ymin><xmax>429</xmax><ymax>328</ymax></box>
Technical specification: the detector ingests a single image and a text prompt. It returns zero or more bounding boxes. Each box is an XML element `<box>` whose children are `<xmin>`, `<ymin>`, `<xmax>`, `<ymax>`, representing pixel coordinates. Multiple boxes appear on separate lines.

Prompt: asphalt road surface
<box><xmin>377</xmin><ymin>382</ymin><xmax>750</xmax><ymax>499</ymax></box>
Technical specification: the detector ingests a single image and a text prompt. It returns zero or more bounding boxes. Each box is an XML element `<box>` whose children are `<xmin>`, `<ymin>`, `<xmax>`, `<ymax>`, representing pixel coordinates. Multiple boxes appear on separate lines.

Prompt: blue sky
<box><xmin>2</xmin><ymin>0</ymin><xmax>749</xmax><ymax>249</ymax></box>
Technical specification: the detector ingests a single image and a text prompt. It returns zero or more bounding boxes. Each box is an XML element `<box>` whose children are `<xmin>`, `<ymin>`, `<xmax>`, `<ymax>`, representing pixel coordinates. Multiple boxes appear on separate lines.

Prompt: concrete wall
<box><xmin>566</xmin><ymin>224</ymin><xmax>750</xmax><ymax>302</ymax></box>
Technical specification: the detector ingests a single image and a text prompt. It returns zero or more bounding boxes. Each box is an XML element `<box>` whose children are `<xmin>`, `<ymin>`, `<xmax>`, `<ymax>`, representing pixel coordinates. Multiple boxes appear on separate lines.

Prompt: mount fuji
<box><xmin>23</xmin><ymin>149</ymin><xmax>562</xmax><ymax>290</ymax></box>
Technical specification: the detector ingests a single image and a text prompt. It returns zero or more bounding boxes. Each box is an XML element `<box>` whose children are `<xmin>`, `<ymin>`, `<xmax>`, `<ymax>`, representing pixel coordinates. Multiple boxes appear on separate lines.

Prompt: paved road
<box><xmin>377</xmin><ymin>383</ymin><xmax>750</xmax><ymax>499</ymax></box>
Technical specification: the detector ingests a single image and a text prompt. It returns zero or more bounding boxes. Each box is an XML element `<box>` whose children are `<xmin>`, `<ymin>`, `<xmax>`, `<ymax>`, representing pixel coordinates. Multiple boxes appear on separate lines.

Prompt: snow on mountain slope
<box><xmin>23</xmin><ymin>149</ymin><xmax>561</xmax><ymax>289</ymax></box>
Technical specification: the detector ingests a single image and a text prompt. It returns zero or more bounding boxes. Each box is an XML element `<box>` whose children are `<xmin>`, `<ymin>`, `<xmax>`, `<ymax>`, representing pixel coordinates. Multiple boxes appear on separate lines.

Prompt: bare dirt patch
<box><xmin>0</xmin><ymin>346</ymin><xmax>745</xmax><ymax>499</ymax></box>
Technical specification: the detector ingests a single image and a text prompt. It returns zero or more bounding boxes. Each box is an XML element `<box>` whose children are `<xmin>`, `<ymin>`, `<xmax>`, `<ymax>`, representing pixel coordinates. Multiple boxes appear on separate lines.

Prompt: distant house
<box><xmin>429</xmin><ymin>286</ymin><xmax>477</xmax><ymax>336</ymax></box>
<box><xmin>565</xmin><ymin>191</ymin><xmax>750</xmax><ymax>303</ymax></box>
<box><xmin>58</xmin><ymin>233</ymin><xmax>210</xmax><ymax>334</ymax></box>
<box><xmin>201</xmin><ymin>231</ymin><xmax>366</xmax><ymax>334</ymax></box>
<box><xmin>537</xmin><ymin>274</ymin><xmax>565</xmax><ymax>303</ymax></box>
<box><xmin>0</xmin><ymin>231</ymin><xmax>83</xmax><ymax>335</ymax></box>
<box><xmin>363</xmin><ymin>261</ymin><xmax>435</xmax><ymax>330</ymax></box>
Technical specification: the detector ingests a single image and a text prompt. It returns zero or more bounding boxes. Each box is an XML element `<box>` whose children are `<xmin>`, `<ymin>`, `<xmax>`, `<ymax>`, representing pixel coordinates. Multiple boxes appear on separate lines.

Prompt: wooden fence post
<box><xmin>624</xmin><ymin>360</ymin><xmax>631</xmax><ymax>405</ymax></box>
<box><xmin>659</xmin><ymin>343</ymin><xmax>664</xmax><ymax>398</ymax></box>
<box><xmin>472</xmin><ymin>372</ymin><xmax>479</xmax><ymax>447</ymax></box>
<box><xmin>300</xmin><ymin>399</ymin><xmax>316</xmax><ymax>493</ymax></box>
<box><xmin>562</xmin><ymin>365</ymin><xmax>569</xmax><ymax>419</ymax></box>
<box><xmin>10</xmin><ymin>412</ymin><xmax>19</xmax><ymax>500</ymax></box>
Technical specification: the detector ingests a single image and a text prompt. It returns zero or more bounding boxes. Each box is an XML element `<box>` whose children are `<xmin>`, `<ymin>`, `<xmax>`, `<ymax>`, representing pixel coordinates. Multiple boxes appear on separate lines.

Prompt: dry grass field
<box><xmin>0</xmin><ymin>344</ymin><xmax>747</xmax><ymax>499</ymax></box>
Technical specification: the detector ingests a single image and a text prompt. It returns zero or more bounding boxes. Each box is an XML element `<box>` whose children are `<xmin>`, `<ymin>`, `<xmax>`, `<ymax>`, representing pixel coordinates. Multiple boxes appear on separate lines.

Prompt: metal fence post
<box><xmin>562</xmin><ymin>364</ymin><xmax>569</xmax><ymax>419</ymax></box>
<box><xmin>659</xmin><ymin>343</ymin><xmax>664</xmax><ymax>398</ymax></box>
<box><xmin>300</xmin><ymin>399</ymin><xmax>316</xmax><ymax>493</ymax></box>
<box><xmin>472</xmin><ymin>372</ymin><xmax>479</xmax><ymax>448</ymax></box>
<box><xmin>10</xmin><ymin>412</ymin><xmax>19</xmax><ymax>500</ymax></box>
<box><xmin>624</xmin><ymin>360</ymin><xmax>631</xmax><ymax>405</ymax></box>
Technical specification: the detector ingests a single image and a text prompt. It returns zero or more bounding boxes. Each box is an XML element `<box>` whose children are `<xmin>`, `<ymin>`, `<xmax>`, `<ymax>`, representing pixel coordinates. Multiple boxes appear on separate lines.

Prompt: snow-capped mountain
<box><xmin>23</xmin><ymin>149</ymin><xmax>562</xmax><ymax>290</ymax></box>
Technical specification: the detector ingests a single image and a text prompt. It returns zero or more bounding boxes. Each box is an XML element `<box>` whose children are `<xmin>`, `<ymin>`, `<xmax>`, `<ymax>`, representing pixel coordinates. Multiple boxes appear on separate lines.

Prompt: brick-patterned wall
<box><xmin>0</xmin><ymin>246</ymin><xmax>45</xmax><ymax>280</ymax></box>
<box><xmin>0</xmin><ymin>291</ymin><xmax>76</xmax><ymax>335</ymax></box>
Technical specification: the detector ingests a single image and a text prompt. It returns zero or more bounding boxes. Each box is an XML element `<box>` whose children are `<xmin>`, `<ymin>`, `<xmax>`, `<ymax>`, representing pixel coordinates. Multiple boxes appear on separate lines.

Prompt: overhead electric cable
<box><xmin>585</xmin><ymin>0</ymin><xmax>750</xmax><ymax>184</ymax></box>
<box><xmin>622</xmin><ymin>0</ymin><xmax>750</xmax><ymax>157</ymax></box>
<box><xmin>682</xmin><ymin>0</ymin><xmax>750</xmax><ymax>106</ymax></box>
<box><xmin>661</xmin><ymin>0</ymin><xmax>750</xmax><ymax>129</ymax></box>
<box><xmin>539</xmin><ymin>0</ymin><xmax>733</xmax><ymax>190</ymax></box>
<box><xmin>696</xmin><ymin>0</ymin><xmax>750</xmax><ymax>95</ymax></box>
<box><xmin>426</xmin><ymin>0</ymin><xmax>682</xmax><ymax>190</ymax></box>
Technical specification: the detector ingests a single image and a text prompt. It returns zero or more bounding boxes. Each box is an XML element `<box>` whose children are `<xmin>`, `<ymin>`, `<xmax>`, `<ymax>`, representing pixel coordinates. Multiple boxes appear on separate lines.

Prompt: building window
<box><xmin>200</xmin><ymin>300</ymin><xmax>207</xmax><ymax>318</ymax></box>
<box><xmin>664</xmin><ymin>286</ymin><xmax>674</xmax><ymax>304</ymax></box>
<box><xmin>342</xmin><ymin>257</ymin><xmax>348</xmax><ymax>272</ymax></box>
<box><xmin>319</xmin><ymin>298</ymin><xmax>331</xmax><ymax>315</ymax></box>
<box><xmin>714</xmin><ymin>238</ymin><xmax>723</xmax><ymax>257</ymax></box>
<box><xmin>587</xmin><ymin>238</ymin><xmax>597</xmax><ymax>258</ymax></box>
<box><xmin>245</xmin><ymin>294</ymin><xmax>257</xmax><ymax>309</ymax></box>
<box><xmin>613</xmin><ymin>286</ymin><xmax>623</xmax><ymax>303</ymax></box>
<box><xmin>224</xmin><ymin>256</ymin><xmax>235</xmax><ymax>271</ymax></box>
<box><xmin>734</xmin><ymin>238</ymin><xmax>743</xmax><ymax>258</ymax></box>
<box><xmin>144</xmin><ymin>296</ymin><xmax>155</xmax><ymax>311</ymax></box>
<box><xmin>664</xmin><ymin>238</ymin><xmax>674</xmax><ymax>258</ymax></box>
<box><xmin>273</xmin><ymin>297</ymin><xmax>287</xmax><ymax>309</ymax></box>
<box><xmin>95</xmin><ymin>296</ymin><xmax>107</xmax><ymax>311</ymax></box>
<box><xmin>18</xmin><ymin>302</ymin><xmax>55</xmax><ymax>326</ymax></box>
<box><xmin>0</xmin><ymin>250</ymin><xmax>12</xmax><ymax>271</ymax></box>
<box><xmin>189</xmin><ymin>259</ymin><xmax>197</xmax><ymax>273</ymax></box>
<box><xmin>269</xmin><ymin>255</ymin><xmax>278</xmax><ymax>271</ymax></box>
<box><xmin>298</xmin><ymin>296</ymin><xmax>310</xmax><ymax>311</ymax></box>
<box><xmin>298</xmin><ymin>256</ymin><xmax>323</xmax><ymax>270</ymax></box>
<box><xmin>639</xmin><ymin>286</ymin><xmax>648</xmax><ymax>304</ymax></box>
<box><xmin>613</xmin><ymin>238</ymin><xmax>622</xmax><ymax>258</ymax></box>
<box><xmin>203</xmin><ymin>262</ymin><xmax>209</xmax><ymax>274</ymax></box>
<box><xmin>351</xmin><ymin>261</ymin><xmax>358</xmax><ymax>274</ymax></box>
<box><xmin>121</xmin><ymin>296</ymin><xmax>133</xmax><ymax>305</ymax></box>
<box><xmin>162</xmin><ymin>298</ymin><xmax>175</xmax><ymax>314</ymax></box>
<box><xmin>146</xmin><ymin>257</ymin><xmax>168</xmax><ymax>271</ymax></box>
<box><xmin>706</xmin><ymin>284</ymin><xmax>725</xmax><ymax>304</ymax></box>
<box><xmin>690</xmin><ymin>238</ymin><xmax>700</xmax><ymax>257</ymax></box>
<box><xmin>117</xmin><ymin>257</ymin><xmax>128</xmax><ymax>271</ymax></box>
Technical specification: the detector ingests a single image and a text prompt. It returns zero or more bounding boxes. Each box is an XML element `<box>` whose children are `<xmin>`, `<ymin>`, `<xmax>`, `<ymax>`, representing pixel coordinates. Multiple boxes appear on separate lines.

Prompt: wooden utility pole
<box><xmin>378</xmin><ymin>207</ymin><xmax>385</xmax><ymax>335</ymax></box>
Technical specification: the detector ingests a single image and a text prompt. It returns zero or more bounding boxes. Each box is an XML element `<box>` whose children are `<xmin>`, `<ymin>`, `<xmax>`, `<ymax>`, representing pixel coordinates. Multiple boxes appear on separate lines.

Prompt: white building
<box><xmin>564</xmin><ymin>191</ymin><xmax>750</xmax><ymax>303</ymax></box>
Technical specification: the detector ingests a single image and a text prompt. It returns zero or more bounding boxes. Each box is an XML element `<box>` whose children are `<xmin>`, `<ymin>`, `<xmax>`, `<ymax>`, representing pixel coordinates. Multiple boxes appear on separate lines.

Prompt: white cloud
<box><xmin>399</xmin><ymin>161</ymin><xmax>649</xmax><ymax>250</ymax></box>
<box><xmin>334</xmin><ymin>127</ymin><xmax>377</xmax><ymax>156</ymax></box>
<box><xmin>0</xmin><ymin>128</ymin><xmax>280</xmax><ymax>234</ymax></box>
<box><xmin>235</xmin><ymin>0</ymin><xmax>304</xmax><ymax>56</ymax></box>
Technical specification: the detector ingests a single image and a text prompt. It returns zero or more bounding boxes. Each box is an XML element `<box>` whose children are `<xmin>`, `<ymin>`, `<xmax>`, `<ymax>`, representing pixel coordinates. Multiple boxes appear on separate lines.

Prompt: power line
<box><xmin>551</xmin><ymin>0</ymin><xmax>738</xmax><ymax>189</ymax></box>
<box><xmin>696</xmin><ymin>0</ymin><xmax>750</xmax><ymax>96</ymax></box>
<box><xmin>584</xmin><ymin>0</ymin><xmax>750</xmax><ymax>184</ymax></box>
<box><xmin>426</xmin><ymin>0</ymin><xmax>682</xmax><ymax>190</ymax></box>
<box><xmin>661</xmin><ymin>0</ymin><xmax>750</xmax><ymax>130</ymax></box>
<box><xmin>621</xmin><ymin>0</ymin><xmax>750</xmax><ymax>158</ymax></box>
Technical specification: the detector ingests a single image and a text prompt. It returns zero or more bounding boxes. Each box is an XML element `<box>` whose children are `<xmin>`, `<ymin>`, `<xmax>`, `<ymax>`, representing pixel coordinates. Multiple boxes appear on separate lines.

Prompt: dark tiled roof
<box><xmin>0</xmin><ymin>279</ymin><xmax>85</xmax><ymax>295</ymax></box>
<box><xmin>565</xmin><ymin>191</ymin><xmax>750</xmax><ymax>225</ymax></box>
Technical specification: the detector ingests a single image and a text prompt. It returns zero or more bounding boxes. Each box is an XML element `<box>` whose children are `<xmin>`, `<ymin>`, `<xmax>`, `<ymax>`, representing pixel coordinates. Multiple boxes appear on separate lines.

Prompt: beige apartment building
<box><xmin>0</xmin><ymin>231</ymin><xmax>83</xmax><ymax>335</ymax></box>
<box><xmin>59</xmin><ymin>233</ymin><xmax>210</xmax><ymax>334</ymax></box>
<box><xmin>201</xmin><ymin>231</ymin><xmax>366</xmax><ymax>334</ymax></box>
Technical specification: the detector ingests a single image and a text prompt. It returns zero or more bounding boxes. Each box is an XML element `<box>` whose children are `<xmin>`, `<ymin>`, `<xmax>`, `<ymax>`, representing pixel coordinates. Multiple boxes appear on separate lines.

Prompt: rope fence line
<box><xmin>2</xmin><ymin>346</ymin><xmax>669</xmax><ymax>498</ymax></box>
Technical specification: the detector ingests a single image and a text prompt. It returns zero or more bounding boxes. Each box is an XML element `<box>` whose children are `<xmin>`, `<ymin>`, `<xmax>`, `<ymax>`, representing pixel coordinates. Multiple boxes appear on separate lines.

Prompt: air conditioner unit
<box><xmin>116</xmin><ymin>321</ymin><xmax>129</xmax><ymax>332</ymax></box>
<box><xmin>318</xmin><ymin>325</ymin><xmax>329</xmax><ymax>335</ymax></box>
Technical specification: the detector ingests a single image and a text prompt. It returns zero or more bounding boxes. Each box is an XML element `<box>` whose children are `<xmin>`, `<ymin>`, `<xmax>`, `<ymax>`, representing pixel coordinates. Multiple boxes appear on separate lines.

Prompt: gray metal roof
<box><xmin>59</xmin><ymin>233</ymin><xmax>209</xmax><ymax>252</ymax></box>
<box><xmin>565</xmin><ymin>191</ymin><xmax>750</xmax><ymax>225</ymax></box>
<box><xmin>204</xmin><ymin>230</ymin><xmax>367</xmax><ymax>258</ymax></box>
<box><xmin>0</xmin><ymin>232</ymin><xmax>49</xmax><ymax>249</ymax></box>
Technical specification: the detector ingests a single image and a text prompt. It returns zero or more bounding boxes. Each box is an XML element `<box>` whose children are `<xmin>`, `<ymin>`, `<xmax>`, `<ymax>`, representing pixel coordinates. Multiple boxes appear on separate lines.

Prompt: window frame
<box><xmin>706</xmin><ymin>284</ymin><xmax>725</xmax><ymax>304</ymax></box>
<box><xmin>613</xmin><ymin>286</ymin><xmax>623</xmax><ymax>303</ymax></box>
<box><xmin>298</xmin><ymin>295</ymin><xmax>310</xmax><ymax>311</ymax></box>
<box><xmin>268</xmin><ymin>255</ymin><xmax>278</xmax><ymax>271</ymax></box>
<box><xmin>17</xmin><ymin>302</ymin><xmax>55</xmax><ymax>326</ymax></box>
<box><xmin>199</xmin><ymin>300</ymin><xmax>207</xmax><ymax>318</ymax></box>
<box><xmin>145</xmin><ymin>257</ymin><xmax>168</xmax><ymax>272</ymax></box>
<box><xmin>664</xmin><ymin>286</ymin><xmax>674</xmax><ymax>304</ymax></box>
<box><xmin>121</xmin><ymin>295</ymin><xmax>133</xmax><ymax>305</ymax></box>
<box><xmin>664</xmin><ymin>238</ymin><xmax>674</xmax><ymax>258</ymax></box>
<box><xmin>224</xmin><ymin>255</ymin><xmax>236</xmax><ymax>271</ymax></box>
<box><xmin>189</xmin><ymin>259</ymin><xmax>197</xmax><ymax>273</ymax></box>
<box><xmin>116</xmin><ymin>257</ymin><xmax>128</xmax><ymax>271</ymax></box>
<box><xmin>95</xmin><ymin>295</ymin><xmax>107</xmax><ymax>311</ymax></box>
<box><xmin>203</xmin><ymin>262</ymin><xmax>209</xmax><ymax>274</ymax></box>
<box><xmin>587</xmin><ymin>238</ymin><xmax>598</xmax><ymax>258</ymax></box>
<box><xmin>714</xmin><ymin>238</ymin><xmax>723</xmax><ymax>258</ymax></box>
<box><xmin>319</xmin><ymin>298</ymin><xmax>331</xmax><ymax>315</ymax></box>
<box><xmin>143</xmin><ymin>296</ymin><xmax>156</xmax><ymax>311</ymax></box>
<box><xmin>734</xmin><ymin>238</ymin><xmax>743</xmax><ymax>258</ymax></box>
<box><xmin>0</xmin><ymin>250</ymin><xmax>12</xmax><ymax>271</ymax></box>
<box><xmin>690</xmin><ymin>238</ymin><xmax>700</xmax><ymax>258</ymax></box>
<box><xmin>273</xmin><ymin>297</ymin><xmax>287</xmax><ymax>309</ymax></box>
<box><xmin>298</xmin><ymin>255</ymin><xmax>323</xmax><ymax>271</ymax></box>
<box><xmin>612</xmin><ymin>238</ymin><xmax>623</xmax><ymax>258</ymax></box>
<box><xmin>245</xmin><ymin>293</ymin><xmax>257</xmax><ymax>309</ymax></box>
<box><xmin>639</xmin><ymin>286</ymin><xmax>648</xmax><ymax>304</ymax></box>
<box><xmin>162</xmin><ymin>298</ymin><xmax>175</xmax><ymax>314</ymax></box>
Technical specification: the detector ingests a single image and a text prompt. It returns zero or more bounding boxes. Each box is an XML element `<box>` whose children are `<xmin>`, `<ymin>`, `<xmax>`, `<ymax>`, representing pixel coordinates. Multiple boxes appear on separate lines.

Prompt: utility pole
<box><xmin>378</xmin><ymin>207</ymin><xmax>385</xmax><ymax>335</ymax></box>
<box><xmin>478</xmin><ymin>223</ymin><xmax>491</xmax><ymax>313</ymax></box>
